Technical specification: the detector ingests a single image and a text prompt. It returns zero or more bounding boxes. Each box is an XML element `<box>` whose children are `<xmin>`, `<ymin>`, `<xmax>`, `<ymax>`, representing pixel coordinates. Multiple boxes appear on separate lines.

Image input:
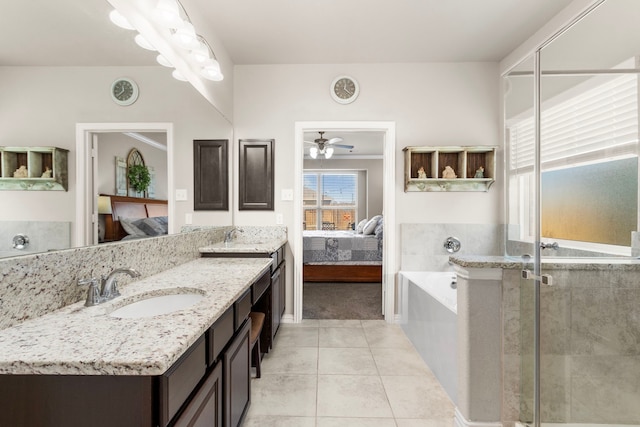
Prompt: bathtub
<box><xmin>398</xmin><ymin>271</ymin><xmax>458</xmax><ymax>404</ymax></box>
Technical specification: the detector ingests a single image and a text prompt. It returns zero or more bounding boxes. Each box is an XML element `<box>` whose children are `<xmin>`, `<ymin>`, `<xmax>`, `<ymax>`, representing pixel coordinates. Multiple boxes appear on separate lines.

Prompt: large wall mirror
<box><xmin>0</xmin><ymin>0</ymin><xmax>232</xmax><ymax>259</ymax></box>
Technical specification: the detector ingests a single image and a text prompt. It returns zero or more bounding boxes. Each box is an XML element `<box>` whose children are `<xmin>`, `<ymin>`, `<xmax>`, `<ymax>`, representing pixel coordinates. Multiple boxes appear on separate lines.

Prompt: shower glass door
<box><xmin>536</xmin><ymin>1</ymin><xmax>640</xmax><ymax>424</ymax></box>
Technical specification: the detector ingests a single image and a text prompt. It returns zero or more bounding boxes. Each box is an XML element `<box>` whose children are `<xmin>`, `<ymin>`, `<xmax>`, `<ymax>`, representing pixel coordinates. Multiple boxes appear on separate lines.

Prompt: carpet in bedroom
<box><xmin>303</xmin><ymin>282</ymin><xmax>383</xmax><ymax>320</ymax></box>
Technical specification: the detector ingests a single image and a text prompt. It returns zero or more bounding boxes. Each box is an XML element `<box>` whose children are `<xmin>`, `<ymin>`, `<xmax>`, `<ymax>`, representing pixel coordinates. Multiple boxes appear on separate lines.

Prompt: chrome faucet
<box><xmin>100</xmin><ymin>268</ymin><xmax>141</xmax><ymax>301</ymax></box>
<box><xmin>224</xmin><ymin>227</ymin><xmax>243</xmax><ymax>243</ymax></box>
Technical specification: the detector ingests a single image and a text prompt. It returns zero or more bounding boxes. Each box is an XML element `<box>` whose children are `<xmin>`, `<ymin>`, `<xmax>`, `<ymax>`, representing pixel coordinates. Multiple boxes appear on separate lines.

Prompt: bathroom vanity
<box><xmin>0</xmin><ymin>257</ymin><xmax>272</xmax><ymax>427</ymax></box>
<box><xmin>200</xmin><ymin>239</ymin><xmax>287</xmax><ymax>353</ymax></box>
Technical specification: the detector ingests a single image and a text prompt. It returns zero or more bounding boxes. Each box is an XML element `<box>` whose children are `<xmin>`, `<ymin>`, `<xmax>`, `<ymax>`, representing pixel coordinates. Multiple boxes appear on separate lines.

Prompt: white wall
<box><xmin>0</xmin><ymin>66</ymin><xmax>234</xmax><ymax>242</ymax></box>
<box><xmin>234</xmin><ymin>63</ymin><xmax>501</xmax><ymax>233</ymax></box>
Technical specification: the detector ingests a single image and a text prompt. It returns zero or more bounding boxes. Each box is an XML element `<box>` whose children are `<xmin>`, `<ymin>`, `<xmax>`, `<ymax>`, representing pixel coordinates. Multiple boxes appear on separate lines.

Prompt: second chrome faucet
<box><xmin>78</xmin><ymin>267</ymin><xmax>141</xmax><ymax>307</ymax></box>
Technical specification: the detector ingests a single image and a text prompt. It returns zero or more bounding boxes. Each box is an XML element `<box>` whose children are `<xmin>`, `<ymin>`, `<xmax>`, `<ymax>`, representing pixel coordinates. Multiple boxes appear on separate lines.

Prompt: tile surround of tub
<box><xmin>0</xmin><ymin>227</ymin><xmax>228</xmax><ymax>330</ymax></box>
<box><xmin>0</xmin><ymin>221</ymin><xmax>71</xmax><ymax>258</ymax></box>
<box><xmin>400</xmin><ymin>223</ymin><xmax>504</xmax><ymax>271</ymax></box>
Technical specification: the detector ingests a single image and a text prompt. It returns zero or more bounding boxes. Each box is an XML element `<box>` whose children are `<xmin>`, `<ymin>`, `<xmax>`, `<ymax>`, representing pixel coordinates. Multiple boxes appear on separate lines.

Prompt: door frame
<box><xmin>293</xmin><ymin>121</ymin><xmax>396</xmax><ymax>323</ymax></box>
<box><xmin>75</xmin><ymin>122</ymin><xmax>174</xmax><ymax>247</ymax></box>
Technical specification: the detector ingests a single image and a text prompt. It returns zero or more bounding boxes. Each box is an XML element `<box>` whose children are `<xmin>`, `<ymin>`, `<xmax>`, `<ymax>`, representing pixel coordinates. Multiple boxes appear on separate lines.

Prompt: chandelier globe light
<box><xmin>172</xmin><ymin>69</ymin><xmax>188</xmax><ymax>81</ymax></box>
<box><xmin>154</xmin><ymin>0</ymin><xmax>184</xmax><ymax>29</ymax></box>
<box><xmin>134</xmin><ymin>34</ymin><xmax>156</xmax><ymax>51</ymax></box>
<box><xmin>109</xmin><ymin>10</ymin><xmax>135</xmax><ymax>30</ymax></box>
<box><xmin>156</xmin><ymin>54</ymin><xmax>173</xmax><ymax>67</ymax></box>
<box><xmin>109</xmin><ymin>1</ymin><xmax>224</xmax><ymax>83</ymax></box>
<box><xmin>173</xmin><ymin>21</ymin><xmax>198</xmax><ymax>49</ymax></box>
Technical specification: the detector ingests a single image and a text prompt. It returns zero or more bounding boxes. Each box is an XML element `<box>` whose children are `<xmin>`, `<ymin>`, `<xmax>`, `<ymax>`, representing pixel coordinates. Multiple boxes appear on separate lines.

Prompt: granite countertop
<box><xmin>450</xmin><ymin>255</ymin><xmax>640</xmax><ymax>270</ymax></box>
<box><xmin>0</xmin><ymin>257</ymin><xmax>272</xmax><ymax>376</ymax></box>
<box><xmin>199</xmin><ymin>238</ymin><xmax>287</xmax><ymax>254</ymax></box>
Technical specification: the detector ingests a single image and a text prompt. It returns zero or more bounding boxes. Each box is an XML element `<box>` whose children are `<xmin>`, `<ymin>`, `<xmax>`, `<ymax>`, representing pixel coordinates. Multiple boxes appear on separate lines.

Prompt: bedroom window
<box><xmin>303</xmin><ymin>172</ymin><xmax>357</xmax><ymax>230</ymax></box>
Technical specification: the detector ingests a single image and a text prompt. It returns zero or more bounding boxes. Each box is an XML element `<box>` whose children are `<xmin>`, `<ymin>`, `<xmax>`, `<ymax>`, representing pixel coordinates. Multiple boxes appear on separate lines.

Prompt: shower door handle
<box><xmin>521</xmin><ymin>270</ymin><xmax>554</xmax><ymax>286</ymax></box>
<box><xmin>540</xmin><ymin>242</ymin><xmax>559</xmax><ymax>250</ymax></box>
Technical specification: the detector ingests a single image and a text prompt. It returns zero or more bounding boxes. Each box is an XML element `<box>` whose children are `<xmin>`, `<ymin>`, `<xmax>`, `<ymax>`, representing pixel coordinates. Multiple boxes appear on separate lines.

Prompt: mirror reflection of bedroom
<box><xmin>302</xmin><ymin>130</ymin><xmax>384</xmax><ymax>319</ymax></box>
<box><xmin>95</xmin><ymin>131</ymin><xmax>168</xmax><ymax>244</ymax></box>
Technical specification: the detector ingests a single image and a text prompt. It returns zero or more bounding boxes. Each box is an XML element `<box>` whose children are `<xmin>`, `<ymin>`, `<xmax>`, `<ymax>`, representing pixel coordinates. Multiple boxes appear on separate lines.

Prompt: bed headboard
<box><xmin>102</xmin><ymin>194</ymin><xmax>168</xmax><ymax>241</ymax></box>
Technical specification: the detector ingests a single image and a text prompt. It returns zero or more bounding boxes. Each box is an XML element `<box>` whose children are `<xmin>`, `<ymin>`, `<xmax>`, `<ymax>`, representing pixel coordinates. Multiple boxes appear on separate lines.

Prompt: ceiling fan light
<box><xmin>109</xmin><ymin>10</ymin><xmax>135</xmax><ymax>30</ymax></box>
<box><xmin>172</xmin><ymin>69</ymin><xmax>188</xmax><ymax>81</ymax></box>
<box><xmin>173</xmin><ymin>22</ymin><xmax>198</xmax><ymax>49</ymax></box>
<box><xmin>310</xmin><ymin>147</ymin><xmax>318</xmax><ymax>159</ymax></box>
<box><xmin>325</xmin><ymin>147</ymin><xmax>334</xmax><ymax>159</ymax></box>
<box><xmin>156</xmin><ymin>54</ymin><xmax>173</xmax><ymax>67</ymax></box>
<box><xmin>155</xmin><ymin>0</ymin><xmax>184</xmax><ymax>28</ymax></box>
<box><xmin>134</xmin><ymin>34</ymin><xmax>156</xmax><ymax>51</ymax></box>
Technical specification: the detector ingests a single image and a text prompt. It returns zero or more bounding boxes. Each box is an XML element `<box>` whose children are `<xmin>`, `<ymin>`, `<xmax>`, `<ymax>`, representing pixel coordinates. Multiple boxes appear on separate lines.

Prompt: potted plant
<box><xmin>128</xmin><ymin>164</ymin><xmax>151</xmax><ymax>193</ymax></box>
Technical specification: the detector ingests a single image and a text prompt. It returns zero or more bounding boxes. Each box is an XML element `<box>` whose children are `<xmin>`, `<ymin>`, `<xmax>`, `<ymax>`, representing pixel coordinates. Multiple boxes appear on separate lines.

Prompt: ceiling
<box><xmin>1</xmin><ymin>0</ymin><xmax>575</xmax><ymax>66</ymax></box>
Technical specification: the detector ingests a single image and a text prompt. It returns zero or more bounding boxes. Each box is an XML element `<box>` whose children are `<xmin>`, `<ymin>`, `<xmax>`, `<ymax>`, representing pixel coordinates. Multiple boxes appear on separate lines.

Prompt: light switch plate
<box><xmin>175</xmin><ymin>189</ymin><xmax>187</xmax><ymax>201</ymax></box>
<box><xmin>281</xmin><ymin>189</ymin><xmax>293</xmax><ymax>201</ymax></box>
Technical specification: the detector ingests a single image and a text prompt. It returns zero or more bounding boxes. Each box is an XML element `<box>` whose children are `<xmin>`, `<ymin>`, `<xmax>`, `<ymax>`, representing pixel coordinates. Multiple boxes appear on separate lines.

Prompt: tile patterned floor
<box><xmin>242</xmin><ymin>319</ymin><xmax>455</xmax><ymax>427</ymax></box>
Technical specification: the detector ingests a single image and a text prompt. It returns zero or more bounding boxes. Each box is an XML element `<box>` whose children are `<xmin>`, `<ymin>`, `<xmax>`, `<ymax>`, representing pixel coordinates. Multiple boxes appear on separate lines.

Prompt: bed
<box><xmin>102</xmin><ymin>194</ymin><xmax>168</xmax><ymax>241</ymax></box>
<box><xmin>302</xmin><ymin>216</ymin><xmax>383</xmax><ymax>282</ymax></box>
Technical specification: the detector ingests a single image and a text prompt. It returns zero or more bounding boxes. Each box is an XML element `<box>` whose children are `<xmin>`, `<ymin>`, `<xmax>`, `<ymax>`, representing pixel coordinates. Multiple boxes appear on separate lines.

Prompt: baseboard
<box><xmin>454</xmin><ymin>408</ymin><xmax>503</xmax><ymax>427</ymax></box>
<box><xmin>280</xmin><ymin>314</ymin><xmax>295</xmax><ymax>323</ymax></box>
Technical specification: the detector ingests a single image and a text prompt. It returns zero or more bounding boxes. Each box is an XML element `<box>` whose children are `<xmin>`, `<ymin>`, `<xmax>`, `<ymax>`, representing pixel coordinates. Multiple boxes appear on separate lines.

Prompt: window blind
<box><xmin>509</xmin><ymin>73</ymin><xmax>638</xmax><ymax>171</ymax></box>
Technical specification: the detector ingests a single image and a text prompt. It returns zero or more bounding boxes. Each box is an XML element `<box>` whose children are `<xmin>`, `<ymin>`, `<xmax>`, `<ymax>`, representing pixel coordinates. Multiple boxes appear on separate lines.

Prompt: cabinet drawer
<box><xmin>234</xmin><ymin>288</ymin><xmax>251</xmax><ymax>330</ymax></box>
<box><xmin>160</xmin><ymin>335</ymin><xmax>207</xmax><ymax>426</ymax></box>
<box><xmin>208</xmin><ymin>306</ymin><xmax>234</xmax><ymax>366</ymax></box>
<box><xmin>251</xmin><ymin>270</ymin><xmax>270</xmax><ymax>304</ymax></box>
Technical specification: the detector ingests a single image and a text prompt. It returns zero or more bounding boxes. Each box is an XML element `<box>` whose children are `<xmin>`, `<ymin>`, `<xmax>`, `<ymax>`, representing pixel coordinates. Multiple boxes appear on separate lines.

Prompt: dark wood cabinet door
<box><xmin>194</xmin><ymin>139</ymin><xmax>228</xmax><ymax>211</ymax></box>
<box><xmin>271</xmin><ymin>267</ymin><xmax>281</xmax><ymax>341</ymax></box>
<box><xmin>174</xmin><ymin>362</ymin><xmax>223</xmax><ymax>427</ymax></box>
<box><xmin>223</xmin><ymin>318</ymin><xmax>251</xmax><ymax>427</ymax></box>
<box><xmin>238</xmin><ymin>139</ymin><xmax>274</xmax><ymax>210</ymax></box>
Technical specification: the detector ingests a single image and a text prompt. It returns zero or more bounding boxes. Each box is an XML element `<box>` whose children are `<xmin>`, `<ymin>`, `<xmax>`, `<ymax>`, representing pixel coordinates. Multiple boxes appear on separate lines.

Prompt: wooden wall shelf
<box><xmin>403</xmin><ymin>146</ymin><xmax>496</xmax><ymax>192</ymax></box>
<box><xmin>0</xmin><ymin>146</ymin><xmax>69</xmax><ymax>191</ymax></box>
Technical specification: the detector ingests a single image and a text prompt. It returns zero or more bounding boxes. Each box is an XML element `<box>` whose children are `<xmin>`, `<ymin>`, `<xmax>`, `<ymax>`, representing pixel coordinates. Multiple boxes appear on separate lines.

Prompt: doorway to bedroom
<box><xmin>300</xmin><ymin>129</ymin><xmax>385</xmax><ymax>320</ymax></box>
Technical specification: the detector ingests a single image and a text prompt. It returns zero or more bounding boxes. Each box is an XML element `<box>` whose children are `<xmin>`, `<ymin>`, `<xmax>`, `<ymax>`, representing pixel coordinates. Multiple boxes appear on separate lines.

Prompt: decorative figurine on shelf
<box><xmin>474</xmin><ymin>166</ymin><xmax>485</xmax><ymax>178</ymax></box>
<box><xmin>442</xmin><ymin>165</ymin><xmax>457</xmax><ymax>179</ymax></box>
<box><xmin>13</xmin><ymin>165</ymin><xmax>28</xmax><ymax>178</ymax></box>
<box><xmin>417</xmin><ymin>166</ymin><xmax>427</xmax><ymax>179</ymax></box>
<box><xmin>41</xmin><ymin>166</ymin><xmax>52</xmax><ymax>178</ymax></box>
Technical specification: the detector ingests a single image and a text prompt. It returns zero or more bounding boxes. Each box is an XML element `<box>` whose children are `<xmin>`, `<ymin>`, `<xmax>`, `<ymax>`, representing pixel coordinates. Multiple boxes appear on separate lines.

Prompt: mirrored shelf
<box><xmin>0</xmin><ymin>146</ymin><xmax>69</xmax><ymax>191</ymax></box>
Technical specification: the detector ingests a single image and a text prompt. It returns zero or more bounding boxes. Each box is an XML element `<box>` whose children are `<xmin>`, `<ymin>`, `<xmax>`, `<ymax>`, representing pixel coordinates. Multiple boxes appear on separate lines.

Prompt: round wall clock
<box><xmin>330</xmin><ymin>75</ymin><xmax>359</xmax><ymax>104</ymax></box>
<box><xmin>110</xmin><ymin>77</ymin><xmax>139</xmax><ymax>106</ymax></box>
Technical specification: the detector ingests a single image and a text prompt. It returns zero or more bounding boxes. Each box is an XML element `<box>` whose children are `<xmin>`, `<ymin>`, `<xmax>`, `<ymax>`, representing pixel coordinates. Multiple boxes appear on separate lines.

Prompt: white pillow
<box><xmin>363</xmin><ymin>215</ymin><xmax>382</xmax><ymax>235</ymax></box>
<box><xmin>356</xmin><ymin>219</ymin><xmax>368</xmax><ymax>234</ymax></box>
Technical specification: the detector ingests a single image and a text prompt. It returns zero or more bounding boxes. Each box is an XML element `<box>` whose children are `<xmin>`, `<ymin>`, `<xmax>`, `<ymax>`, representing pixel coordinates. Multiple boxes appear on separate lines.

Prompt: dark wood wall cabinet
<box><xmin>194</xmin><ymin>139</ymin><xmax>229</xmax><ymax>210</ymax></box>
<box><xmin>238</xmin><ymin>139</ymin><xmax>274</xmax><ymax>210</ymax></box>
<box><xmin>0</xmin><ymin>273</ymin><xmax>268</xmax><ymax>427</ymax></box>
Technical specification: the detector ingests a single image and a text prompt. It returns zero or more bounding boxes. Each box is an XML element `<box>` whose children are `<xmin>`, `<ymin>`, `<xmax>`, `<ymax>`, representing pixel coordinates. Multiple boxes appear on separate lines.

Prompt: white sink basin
<box><xmin>110</xmin><ymin>293</ymin><xmax>204</xmax><ymax>319</ymax></box>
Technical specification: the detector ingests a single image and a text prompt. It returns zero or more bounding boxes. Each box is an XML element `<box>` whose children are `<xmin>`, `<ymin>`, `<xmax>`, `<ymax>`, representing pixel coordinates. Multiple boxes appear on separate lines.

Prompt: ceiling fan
<box><xmin>304</xmin><ymin>131</ymin><xmax>354</xmax><ymax>159</ymax></box>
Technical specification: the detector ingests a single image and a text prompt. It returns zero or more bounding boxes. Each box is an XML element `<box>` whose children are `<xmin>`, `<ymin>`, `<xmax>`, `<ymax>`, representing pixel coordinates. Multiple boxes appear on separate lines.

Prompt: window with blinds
<box><xmin>303</xmin><ymin>172</ymin><xmax>358</xmax><ymax>230</ymax></box>
<box><xmin>509</xmin><ymin>73</ymin><xmax>638</xmax><ymax>172</ymax></box>
<box><xmin>507</xmin><ymin>72</ymin><xmax>639</xmax><ymax>250</ymax></box>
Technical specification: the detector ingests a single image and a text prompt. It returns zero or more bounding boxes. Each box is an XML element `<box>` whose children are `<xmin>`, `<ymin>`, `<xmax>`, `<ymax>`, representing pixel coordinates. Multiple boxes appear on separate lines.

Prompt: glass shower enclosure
<box><xmin>503</xmin><ymin>1</ymin><xmax>640</xmax><ymax>426</ymax></box>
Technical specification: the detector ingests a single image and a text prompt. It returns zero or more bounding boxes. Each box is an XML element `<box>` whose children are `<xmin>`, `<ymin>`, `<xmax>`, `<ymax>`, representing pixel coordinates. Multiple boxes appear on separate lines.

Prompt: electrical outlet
<box><xmin>175</xmin><ymin>189</ymin><xmax>187</xmax><ymax>201</ymax></box>
<box><xmin>281</xmin><ymin>189</ymin><xmax>293</xmax><ymax>201</ymax></box>
<box><xmin>185</xmin><ymin>213</ymin><xmax>193</xmax><ymax>224</ymax></box>
<box><xmin>276</xmin><ymin>213</ymin><xmax>284</xmax><ymax>224</ymax></box>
